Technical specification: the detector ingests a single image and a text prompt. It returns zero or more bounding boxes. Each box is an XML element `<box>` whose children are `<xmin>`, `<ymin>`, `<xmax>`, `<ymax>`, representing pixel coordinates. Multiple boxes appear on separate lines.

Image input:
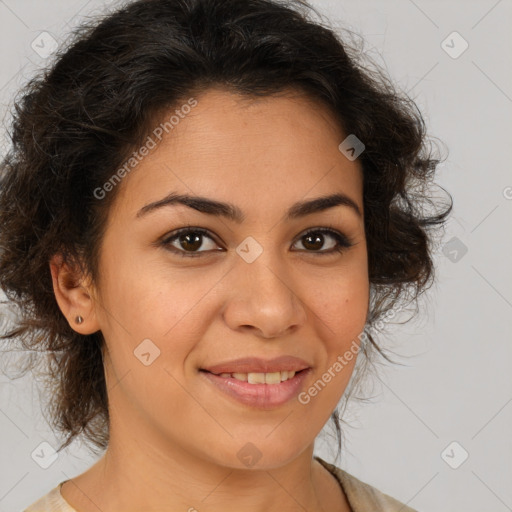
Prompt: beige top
<box><xmin>24</xmin><ymin>456</ymin><xmax>417</xmax><ymax>511</ymax></box>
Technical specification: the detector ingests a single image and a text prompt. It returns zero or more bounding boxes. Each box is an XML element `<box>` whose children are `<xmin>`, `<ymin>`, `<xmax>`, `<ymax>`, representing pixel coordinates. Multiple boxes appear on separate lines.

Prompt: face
<box><xmin>90</xmin><ymin>87</ymin><xmax>369</xmax><ymax>469</ymax></box>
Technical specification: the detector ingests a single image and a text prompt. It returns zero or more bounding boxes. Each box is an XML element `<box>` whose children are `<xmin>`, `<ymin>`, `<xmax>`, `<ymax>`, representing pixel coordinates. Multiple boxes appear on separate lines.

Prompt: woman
<box><xmin>0</xmin><ymin>0</ymin><xmax>451</xmax><ymax>510</ymax></box>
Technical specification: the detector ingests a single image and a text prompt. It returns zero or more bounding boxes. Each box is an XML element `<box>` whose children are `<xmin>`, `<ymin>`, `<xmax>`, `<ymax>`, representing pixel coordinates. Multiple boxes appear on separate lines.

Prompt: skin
<box><xmin>50</xmin><ymin>87</ymin><xmax>369</xmax><ymax>512</ymax></box>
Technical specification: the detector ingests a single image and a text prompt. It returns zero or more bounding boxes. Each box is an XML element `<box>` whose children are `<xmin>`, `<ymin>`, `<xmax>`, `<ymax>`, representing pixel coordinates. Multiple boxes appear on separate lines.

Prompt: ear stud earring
<box><xmin>75</xmin><ymin>315</ymin><xmax>84</xmax><ymax>325</ymax></box>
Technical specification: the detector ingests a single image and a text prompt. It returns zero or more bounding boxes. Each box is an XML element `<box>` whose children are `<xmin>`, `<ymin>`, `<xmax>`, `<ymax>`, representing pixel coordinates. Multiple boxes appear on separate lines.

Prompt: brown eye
<box><xmin>177</xmin><ymin>232</ymin><xmax>203</xmax><ymax>252</ymax></box>
<box><xmin>293</xmin><ymin>228</ymin><xmax>354</xmax><ymax>255</ymax></box>
<box><xmin>160</xmin><ymin>226</ymin><xmax>354</xmax><ymax>259</ymax></box>
<box><xmin>161</xmin><ymin>228</ymin><xmax>222</xmax><ymax>257</ymax></box>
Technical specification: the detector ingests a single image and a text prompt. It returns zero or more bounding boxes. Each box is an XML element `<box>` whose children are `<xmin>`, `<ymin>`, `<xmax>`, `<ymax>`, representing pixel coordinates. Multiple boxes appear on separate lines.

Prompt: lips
<box><xmin>200</xmin><ymin>367</ymin><xmax>312</xmax><ymax>409</ymax></box>
<box><xmin>201</xmin><ymin>355</ymin><xmax>311</xmax><ymax>375</ymax></box>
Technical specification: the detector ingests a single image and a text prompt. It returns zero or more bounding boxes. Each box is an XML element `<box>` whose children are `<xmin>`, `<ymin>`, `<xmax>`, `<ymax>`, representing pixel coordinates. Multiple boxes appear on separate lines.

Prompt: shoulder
<box><xmin>23</xmin><ymin>481</ymin><xmax>77</xmax><ymax>512</ymax></box>
<box><xmin>315</xmin><ymin>456</ymin><xmax>418</xmax><ymax>512</ymax></box>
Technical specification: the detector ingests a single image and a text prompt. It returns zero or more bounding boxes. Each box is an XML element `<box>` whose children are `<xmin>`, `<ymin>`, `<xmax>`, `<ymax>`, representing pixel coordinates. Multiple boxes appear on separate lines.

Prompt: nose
<box><xmin>221</xmin><ymin>252</ymin><xmax>307</xmax><ymax>339</ymax></box>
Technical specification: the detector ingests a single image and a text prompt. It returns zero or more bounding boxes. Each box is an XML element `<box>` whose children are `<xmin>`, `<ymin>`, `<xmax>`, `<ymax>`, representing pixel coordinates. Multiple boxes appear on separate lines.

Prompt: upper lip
<box><xmin>202</xmin><ymin>356</ymin><xmax>311</xmax><ymax>375</ymax></box>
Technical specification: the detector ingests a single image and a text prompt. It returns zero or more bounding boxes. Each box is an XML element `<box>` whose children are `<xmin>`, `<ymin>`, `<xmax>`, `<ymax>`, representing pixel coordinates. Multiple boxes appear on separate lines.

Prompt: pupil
<box><xmin>304</xmin><ymin>232</ymin><xmax>323</xmax><ymax>251</ymax></box>
<box><xmin>177</xmin><ymin>231</ymin><xmax>326</xmax><ymax>252</ymax></box>
<box><xmin>181</xmin><ymin>233</ymin><xmax>202</xmax><ymax>251</ymax></box>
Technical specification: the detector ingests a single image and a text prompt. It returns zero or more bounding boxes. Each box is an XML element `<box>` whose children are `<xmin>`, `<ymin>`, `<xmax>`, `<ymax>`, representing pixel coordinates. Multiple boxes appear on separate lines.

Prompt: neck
<box><xmin>61</xmin><ymin>414</ymin><xmax>347</xmax><ymax>512</ymax></box>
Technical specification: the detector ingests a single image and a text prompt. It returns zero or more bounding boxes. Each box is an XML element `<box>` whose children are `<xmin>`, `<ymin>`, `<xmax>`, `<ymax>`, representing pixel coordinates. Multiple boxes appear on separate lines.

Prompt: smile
<box><xmin>215</xmin><ymin>370</ymin><xmax>297</xmax><ymax>384</ymax></box>
<box><xmin>200</xmin><ymin>369</ymin><xmax>311</xmax><ymax>409</ymax></box>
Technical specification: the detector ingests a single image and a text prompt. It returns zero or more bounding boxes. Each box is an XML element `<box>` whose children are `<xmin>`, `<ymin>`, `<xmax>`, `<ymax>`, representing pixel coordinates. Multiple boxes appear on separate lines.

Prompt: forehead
<box><xmin>110</xmin><ymin>87</ymin><xmax>363</xmax><ymax>222</ymax></box>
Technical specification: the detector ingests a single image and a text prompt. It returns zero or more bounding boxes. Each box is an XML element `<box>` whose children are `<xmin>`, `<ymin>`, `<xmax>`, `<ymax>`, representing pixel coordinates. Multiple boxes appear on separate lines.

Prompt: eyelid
<box><xmin>158</xmin><ymin>226</ymin><xmax>221</xmax><ymax>255</ymax></box>
<box><xmin>159</xmin><ymin>225</ymin><xmax>355</xmax><ymax>257</ymax></box>
<box><xmin>294</xmin><ymin>226</ymin><xmax>354</xmax><ymax>252</ymax></box>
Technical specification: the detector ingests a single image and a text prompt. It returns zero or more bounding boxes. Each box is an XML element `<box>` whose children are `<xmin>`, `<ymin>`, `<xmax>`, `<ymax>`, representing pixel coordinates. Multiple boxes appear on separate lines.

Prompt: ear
<box><xmin>49</xmin><ymin>253</ymin><xmax>101</xmax><ymax>334</ymax></box>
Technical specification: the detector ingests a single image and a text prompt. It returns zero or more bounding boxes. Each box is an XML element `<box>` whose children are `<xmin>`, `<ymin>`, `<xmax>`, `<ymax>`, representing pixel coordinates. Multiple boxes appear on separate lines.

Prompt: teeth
<box><xmin>265</xmin><ymin>372</ymin><xmax>281</xmax><ymax>384</ymax></box>
<box><xmin>217</xmin><ymin>371</ymin><xmax>298</xmax><ymax>383</ymax></box>
<box><xmin>248</xmin><ymin>373</ymin><xmax>266</xmax><ymax>384</ymax></box>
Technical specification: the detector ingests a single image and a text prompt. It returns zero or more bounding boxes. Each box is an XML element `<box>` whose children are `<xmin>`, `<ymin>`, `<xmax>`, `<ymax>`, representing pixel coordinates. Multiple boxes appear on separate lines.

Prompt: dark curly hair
<box><xmin>0</xmin><ymin>0</ymin><xmax>452</xmax><ymax>461</ymax></box>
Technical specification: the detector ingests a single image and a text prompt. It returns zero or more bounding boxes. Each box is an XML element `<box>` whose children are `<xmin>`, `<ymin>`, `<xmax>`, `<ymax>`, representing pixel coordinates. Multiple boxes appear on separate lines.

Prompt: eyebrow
<box><xmin>136</xmin><ymin>191</ymin><xmax>362</xmax><ymax>222</ymax></box>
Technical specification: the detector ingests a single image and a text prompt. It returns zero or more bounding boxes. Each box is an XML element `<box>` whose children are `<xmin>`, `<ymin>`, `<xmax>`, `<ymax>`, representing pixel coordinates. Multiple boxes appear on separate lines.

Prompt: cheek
<box><xmin>312</xmin><ymin>267</ymin><xmax>369</xmax><ymax>345</ymax></box>
<box><xmin>96</xmin><ymin>255</ymin><xmax>222</xmax><ymax>382</ymax></box>
<box><xmin>97</xmin><ymin>241</ymin><xmax>201</xmax><ymax>332</ymax></box>
<box><xmin>299</xmin><ymin>275</ymin><xmax>368</xmax><ymax>414</ymax></box>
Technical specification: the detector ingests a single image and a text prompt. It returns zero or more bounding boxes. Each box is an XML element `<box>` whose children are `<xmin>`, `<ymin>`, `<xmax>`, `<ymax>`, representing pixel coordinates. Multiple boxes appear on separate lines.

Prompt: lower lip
<box><xmin>200</xmin><ymin>369</ymin><xmax>311</xmax><ymax>409</ymax></box>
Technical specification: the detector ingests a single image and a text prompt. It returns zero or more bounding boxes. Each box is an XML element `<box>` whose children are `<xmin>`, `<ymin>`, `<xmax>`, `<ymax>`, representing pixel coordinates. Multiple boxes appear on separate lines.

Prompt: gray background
<box><xmin>0</xmin><ymin>1</ymin><xmax>511</xmax><ymax>511</ymax></box>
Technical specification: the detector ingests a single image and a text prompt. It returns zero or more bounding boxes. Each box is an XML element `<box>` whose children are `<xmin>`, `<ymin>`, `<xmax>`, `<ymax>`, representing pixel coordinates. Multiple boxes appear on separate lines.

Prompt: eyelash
<box><xmin>159</xmin><ymin>226</ymin><xmax>355</xmax><ymax>258</ymax></box>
